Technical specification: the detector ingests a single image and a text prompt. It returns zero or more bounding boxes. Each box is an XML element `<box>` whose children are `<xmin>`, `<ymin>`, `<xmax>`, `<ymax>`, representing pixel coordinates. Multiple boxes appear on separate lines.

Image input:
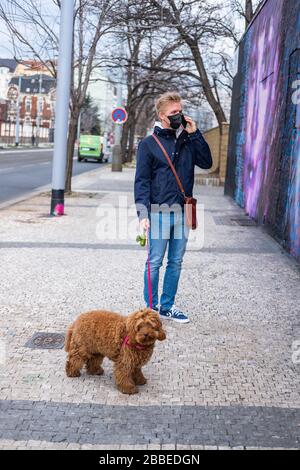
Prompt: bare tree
<box><xmin>245</xmin><ymin>0</ymin><xmax>254</xmax><ymax>26</ymax></box>
<box><xmin>65</xmin><ymin>0</ymin><xmax>120</xmax><ymax>190</ymax></box>
<box><xmin>230</xmin><ymin>0</ymin><xmax>264</xmax><ymax>30</ymax></box>
<box><xmin>120</xmin><ymin>32</ymin><xmax>187</xmax><ymax>162</ymax></box>
<box><xmin>145</xmin><ymin>0</ymin><xmax>237</xmax><ymax>128</ymax></box>
<box><xmin>0</xmin><ymin>0</ymin><xmax>120</xmax><ymax>190</ymax></box>
<box><xmin>113</xmin><ymin>1</ymin><xmax>231</xmax><ymax>159</ymax></box>
<box><xmin>0</xmin><ymin>0</ymin><xmax>258</xmax><ymax>176</ymax></box>
<box><xmin>101</xmin><ymin>3</ymin><xmax>189</xmax><ymax>162</ymax></box>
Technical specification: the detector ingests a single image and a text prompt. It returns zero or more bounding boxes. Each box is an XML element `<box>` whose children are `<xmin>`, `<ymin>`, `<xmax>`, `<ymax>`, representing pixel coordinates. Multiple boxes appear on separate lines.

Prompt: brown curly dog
<box><xmin>65</xmin><ymin>308</ymin><xmax>166</xmax><ymax>394</ymax></box>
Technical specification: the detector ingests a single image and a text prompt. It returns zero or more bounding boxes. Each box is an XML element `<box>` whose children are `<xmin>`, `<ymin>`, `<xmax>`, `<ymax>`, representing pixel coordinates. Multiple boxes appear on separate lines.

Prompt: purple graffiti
<box><xmin>230</xmin><ymin>0</ymin><xmax>300</xmax><ymax>261</ymax></box>
<box><xmin>244</xmin><ymin>0</ymin><xmax>283</xmax><ymax>219</ymax></box>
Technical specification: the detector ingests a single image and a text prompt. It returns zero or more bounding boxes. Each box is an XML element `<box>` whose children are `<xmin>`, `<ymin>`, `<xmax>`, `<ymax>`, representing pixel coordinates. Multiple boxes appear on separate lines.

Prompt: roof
<box><xmin>19</xmin><ymin>60</ymin><xmax>54</xmax><ymax>71</ymax></box>
<box><xmin>0</xmin><ymin>58</ymin><xmax>18</xmax><ymax>72</ymax></box>
<box><xmin>9</xmin><ymin>74</ymin><xmax>56</xmax><ymax>95</ymax></box>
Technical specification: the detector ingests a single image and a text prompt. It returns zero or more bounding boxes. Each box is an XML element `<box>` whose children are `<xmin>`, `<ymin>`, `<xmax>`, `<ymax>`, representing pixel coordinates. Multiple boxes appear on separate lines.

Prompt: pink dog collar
<box><xmin>122</xmin><ymin>335</ymin><xmax>148</xmax><ymax>351</ymax></box>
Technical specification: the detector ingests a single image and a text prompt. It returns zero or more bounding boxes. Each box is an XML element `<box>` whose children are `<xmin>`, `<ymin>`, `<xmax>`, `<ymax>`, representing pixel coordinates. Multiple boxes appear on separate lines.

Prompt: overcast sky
<box><xmin>0</xmin><ymin>0</ymin><xmax>59</xmax><ymax>58</ymax></box>
<box><xmin>0</xmin><ymin>28</ymin><xmax>14</xmax><ymax>57</ymax></box>
<box><xmin>0</xmin><ymin>0</ymin><xmax>246</xmax><ymax>60</ymax></box>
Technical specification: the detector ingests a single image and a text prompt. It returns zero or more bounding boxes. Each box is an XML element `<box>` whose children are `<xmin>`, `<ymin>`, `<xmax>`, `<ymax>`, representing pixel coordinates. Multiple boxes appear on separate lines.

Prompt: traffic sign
<box><xmin>112</xmin><ymin>107</ymin><xmax>128</xmax><ymax>124</ymax></box>
<box><xmin>7</xmin><ymin>85</ymin><xmax>19</xmax><ymax>101</ymax></box>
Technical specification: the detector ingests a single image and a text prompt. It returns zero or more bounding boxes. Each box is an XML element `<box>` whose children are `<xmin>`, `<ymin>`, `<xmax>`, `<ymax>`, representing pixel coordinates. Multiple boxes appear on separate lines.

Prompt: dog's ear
<box><xmin>148</xmin><ymin>312</ymin><xmax>166</xmax><ymax>341</ymax></box>
<box><xmin>126</xmin><ymin>310</ymin><xmax>145</xmax><ymax>338</ymax></box>
<box><xmin>157</xmin><ymin>327</ymin><xmax>166</xmax><ymax>341</ymax></box>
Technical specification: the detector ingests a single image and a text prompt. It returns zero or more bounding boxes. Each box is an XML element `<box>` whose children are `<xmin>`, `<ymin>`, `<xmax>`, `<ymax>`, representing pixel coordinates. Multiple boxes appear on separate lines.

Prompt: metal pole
<box><xmin>50</xmin><ymin>0</ymin><xmax>75</xmax><ymax>216</ymax></box>
<box><xmin>36</xmin><ymin>74</ymin><xmax>42</xmax><ymax>147</ymax></box>
<box><xmin>15</xmin><ymin>76</ymin><xmax>21</xmax><ymax>147</ymax></box>
<box><xmin>112</xmin><ymin>42</ymin><xmax>124</xmax><ymax>172</ymax></box>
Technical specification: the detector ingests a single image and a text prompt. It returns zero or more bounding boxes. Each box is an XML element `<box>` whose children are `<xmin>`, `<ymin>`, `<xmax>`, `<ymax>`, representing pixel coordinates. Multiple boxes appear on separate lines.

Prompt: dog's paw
<box><xmin>66</xmin><ymin>370</ymin><xmax>81</xmax><ymax>378</ymax></box>
<box><xmin>136</xmin><ymin>377</ymin><xmax>147</xmax><ymax>386</ymax></box>
<box><xmin>118</xmin><ymin>385</ymin><xmax>139</xmax><ymax>395</ymax></box>
<box><xmin>134</xmin><ymin>373</ymin><xmax>147</xmax><ymax>386</ymax></box>
<box><xmin>66</xmin><ymin>362</ymin><xmax>81</xmax><ymax>377</ymax></box>
<box><xmin>87</xmin><ymin>367</ymin><xmax>104</xmax><ymax>376</ymax></box>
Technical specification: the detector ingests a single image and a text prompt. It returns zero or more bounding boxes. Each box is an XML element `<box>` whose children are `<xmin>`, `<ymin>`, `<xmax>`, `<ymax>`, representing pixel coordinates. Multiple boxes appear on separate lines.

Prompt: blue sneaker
<box><xmin>159</xmin><ymin>306</ymin><xmax>190</xmax><ymax>324</ymax></box>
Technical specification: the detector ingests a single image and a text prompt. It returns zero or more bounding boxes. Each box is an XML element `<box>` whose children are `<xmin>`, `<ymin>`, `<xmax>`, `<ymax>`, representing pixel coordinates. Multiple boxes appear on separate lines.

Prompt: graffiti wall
<box><xmin>225</xmin><ymin>0</ymin><xmax>300</xmax><ymax>262</ymax></box>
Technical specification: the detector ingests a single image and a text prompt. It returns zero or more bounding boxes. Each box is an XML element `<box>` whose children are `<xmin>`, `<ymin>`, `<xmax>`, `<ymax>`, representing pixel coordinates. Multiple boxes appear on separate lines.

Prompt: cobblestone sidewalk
<box><xmin>0</xmin><ymin>166</ymin><xmax>299</xmax><ymax>450</ymax></box>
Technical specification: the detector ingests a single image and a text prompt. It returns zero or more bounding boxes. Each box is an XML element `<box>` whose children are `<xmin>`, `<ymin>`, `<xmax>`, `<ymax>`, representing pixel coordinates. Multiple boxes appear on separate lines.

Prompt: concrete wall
<box><xmin>196</xmin><ymin>123</ymin><xmax>229</xmax><ymax>186</ymax></box>
<box><xmin>225</xmin><ymin>0</ymin><xmax>300</xmax><ymax>262</ymax></box>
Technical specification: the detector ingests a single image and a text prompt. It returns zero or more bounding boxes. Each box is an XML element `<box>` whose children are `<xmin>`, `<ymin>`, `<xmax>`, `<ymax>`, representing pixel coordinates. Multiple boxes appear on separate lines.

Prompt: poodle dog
<box><xmin>65</xmin><ymin>308</ymin><xmax>166</xmax><ymax>394</ymax></box>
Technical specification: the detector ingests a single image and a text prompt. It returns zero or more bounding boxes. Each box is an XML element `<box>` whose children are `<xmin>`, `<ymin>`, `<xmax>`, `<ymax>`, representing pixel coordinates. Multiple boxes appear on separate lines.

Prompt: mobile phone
<box><xmin>182</xmin><ymin>114</ymin><xmax>188</xmax><ymax>129</ymax></box>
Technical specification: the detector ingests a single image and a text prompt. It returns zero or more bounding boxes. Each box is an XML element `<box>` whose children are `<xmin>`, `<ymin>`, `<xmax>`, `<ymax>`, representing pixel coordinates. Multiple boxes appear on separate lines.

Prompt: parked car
<box><xmin>78</xmin><ymin>135</ymin><xmax>108</xmax><ymax>163</ymax></box>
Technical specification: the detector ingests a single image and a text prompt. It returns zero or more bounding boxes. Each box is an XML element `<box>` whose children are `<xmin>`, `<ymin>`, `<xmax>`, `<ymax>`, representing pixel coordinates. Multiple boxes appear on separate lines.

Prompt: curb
<box><xmin>0</xmin><ymin>148</ymin><xmax>53</xmax><ymax>154</ymax></box>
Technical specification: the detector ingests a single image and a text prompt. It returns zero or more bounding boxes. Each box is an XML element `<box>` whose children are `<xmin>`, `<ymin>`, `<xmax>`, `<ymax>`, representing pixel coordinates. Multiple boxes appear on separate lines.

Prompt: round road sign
<box><xmin>112</xmin><ymin>107</ymin><xmax>128</xmax><ymax>124</ymax></box>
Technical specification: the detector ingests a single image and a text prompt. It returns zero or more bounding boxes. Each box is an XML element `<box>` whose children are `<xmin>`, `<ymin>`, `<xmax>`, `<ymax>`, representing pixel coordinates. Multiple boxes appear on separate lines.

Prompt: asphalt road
<box><xmin>0</xmin><ymin>148</ymin><xmax>108</xmax><ymax>205</ymax></box>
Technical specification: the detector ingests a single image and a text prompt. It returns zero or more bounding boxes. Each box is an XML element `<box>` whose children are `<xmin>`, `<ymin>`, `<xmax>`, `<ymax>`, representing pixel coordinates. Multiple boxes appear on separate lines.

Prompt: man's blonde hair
<box><xmin>155</xmin><ymin>91</ymin><xmax>182</xmax><ymax>116</ymax></box>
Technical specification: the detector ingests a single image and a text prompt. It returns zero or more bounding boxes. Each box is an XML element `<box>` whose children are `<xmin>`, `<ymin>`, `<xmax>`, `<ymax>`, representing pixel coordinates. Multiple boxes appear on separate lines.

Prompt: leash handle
<box><xmin>146</xmin><ymin>227</ymin><xmax>153</xmax><ymax>310</ymax></box>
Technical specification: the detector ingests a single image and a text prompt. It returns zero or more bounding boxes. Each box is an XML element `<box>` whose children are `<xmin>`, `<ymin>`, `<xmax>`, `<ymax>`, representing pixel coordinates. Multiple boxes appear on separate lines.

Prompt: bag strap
<box><xmin>152</xmin><ymin>134</ymin><xmax>186</xmax><ymax>198</ymax></box>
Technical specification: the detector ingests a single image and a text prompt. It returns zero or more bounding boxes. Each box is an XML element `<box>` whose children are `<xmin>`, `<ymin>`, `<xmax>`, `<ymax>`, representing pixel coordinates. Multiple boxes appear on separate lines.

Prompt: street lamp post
<box><xmin>50</xmin><ymin>0</ymin><xmax>75</xmax><ymax>216</ymax></box>
<box><xmin>112</xmin><ymin>42</ymin><xmax>125</xmax><ymax>172</ymax></box>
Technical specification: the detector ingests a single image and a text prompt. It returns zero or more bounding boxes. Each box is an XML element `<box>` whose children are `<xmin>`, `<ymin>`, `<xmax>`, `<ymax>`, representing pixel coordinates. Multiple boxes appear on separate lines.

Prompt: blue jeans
<box><xmin>144</xmin><ymin>211</ymin><xmax>189</xmax><ymax>312</ymax></box>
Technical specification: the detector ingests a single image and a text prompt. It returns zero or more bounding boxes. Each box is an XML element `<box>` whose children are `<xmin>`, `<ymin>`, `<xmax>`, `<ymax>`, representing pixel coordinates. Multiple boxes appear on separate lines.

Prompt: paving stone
<box><xmin>0</xmin><ymin>166</ymin><xmax>299</xmax><ymax>450</ymax></box>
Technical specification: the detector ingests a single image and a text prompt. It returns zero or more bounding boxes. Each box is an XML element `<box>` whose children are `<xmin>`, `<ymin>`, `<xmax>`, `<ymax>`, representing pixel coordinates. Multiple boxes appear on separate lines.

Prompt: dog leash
<box><xmin>121</xmin><ymin>227</ymin><xmax>154</xmax><ymax>352</ymax></box>
<box><xmin>146</xmin><ymin>226</ymin><xmax>153</xmax><ymax>310</ymax></box>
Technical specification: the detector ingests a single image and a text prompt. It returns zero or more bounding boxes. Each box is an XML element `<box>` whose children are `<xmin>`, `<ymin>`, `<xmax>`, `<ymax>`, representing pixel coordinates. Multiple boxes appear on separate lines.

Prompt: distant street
<box><xmin>0</xmin><ymin>148</ymin><xmax>108</xmax><ymax>205</ymax></box>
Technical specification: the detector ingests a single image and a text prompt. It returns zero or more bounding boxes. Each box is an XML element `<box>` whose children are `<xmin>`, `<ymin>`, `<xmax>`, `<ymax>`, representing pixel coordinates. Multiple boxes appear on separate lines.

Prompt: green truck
<box><xmin>78</xmin><ymin>135</ymin><xmax>107</xmax><ymax>163</ymax></box>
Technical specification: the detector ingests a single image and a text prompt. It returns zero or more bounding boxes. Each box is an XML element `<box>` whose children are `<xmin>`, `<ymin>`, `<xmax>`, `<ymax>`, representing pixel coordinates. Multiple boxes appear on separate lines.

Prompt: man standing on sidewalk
<box><xmin>134</xmin><ymin>91</ymin><xmax>212</xmax><ymax>323</ymax></box>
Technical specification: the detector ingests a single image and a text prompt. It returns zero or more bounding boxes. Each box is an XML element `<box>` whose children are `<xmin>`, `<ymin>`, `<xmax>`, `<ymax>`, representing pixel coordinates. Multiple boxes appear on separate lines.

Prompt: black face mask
<box><xmin>167</xmin><ymin>113</ymin><xmax>183</xmax><ymax>130</ymax></box>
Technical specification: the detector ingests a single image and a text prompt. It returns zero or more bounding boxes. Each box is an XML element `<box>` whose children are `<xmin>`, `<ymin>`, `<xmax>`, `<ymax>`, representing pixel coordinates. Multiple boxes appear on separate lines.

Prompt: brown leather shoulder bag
<box><xmin>152</xmin><ymin>134</ymin><xmax>198</xmax><ymax>230</ymax></box>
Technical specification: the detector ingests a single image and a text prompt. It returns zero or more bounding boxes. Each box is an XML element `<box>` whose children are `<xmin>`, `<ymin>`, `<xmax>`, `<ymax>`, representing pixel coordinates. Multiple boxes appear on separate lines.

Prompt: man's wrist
<box><xmin>186</xmin><ymin>127</ymin><xmax>197</xmax><ymax>135</ymax></box>
<box><xmin>187</xmin><ymin>128</ymin><xmax>200</xmax><ymax>138</ymax></box>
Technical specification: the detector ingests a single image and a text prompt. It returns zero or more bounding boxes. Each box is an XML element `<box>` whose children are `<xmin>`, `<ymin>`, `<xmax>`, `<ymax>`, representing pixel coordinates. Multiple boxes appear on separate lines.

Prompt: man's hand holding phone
<box><xmin>183</xmin><ymin>115</ymin><xmax>197</xmax><ymax>134</ymax></box>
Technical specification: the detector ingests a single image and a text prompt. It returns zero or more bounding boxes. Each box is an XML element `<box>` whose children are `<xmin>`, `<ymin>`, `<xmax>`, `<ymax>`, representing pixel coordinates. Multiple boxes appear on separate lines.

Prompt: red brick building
<box><xmin>0</xmin><ymin>75</ymin><xmax>55</xmax><ymax>144</ymax></box>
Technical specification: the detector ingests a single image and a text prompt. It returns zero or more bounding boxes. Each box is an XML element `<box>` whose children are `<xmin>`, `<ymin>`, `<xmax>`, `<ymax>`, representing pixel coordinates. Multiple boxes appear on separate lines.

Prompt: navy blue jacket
<box><xmin>134</xmin><ymin>126</ymin><xmax>213</xmax><ymax>220</ymax></box>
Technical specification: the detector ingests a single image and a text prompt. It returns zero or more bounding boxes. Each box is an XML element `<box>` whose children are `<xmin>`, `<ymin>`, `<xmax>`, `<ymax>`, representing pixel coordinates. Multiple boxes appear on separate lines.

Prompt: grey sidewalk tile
<box><xmin>0</xmin><ymin>400</ymin><xmax>299</xmax><ymax>449</ymax></box>
<box><xmin>0</xmin><ymin>167</ymin><xmax>299</xmax><ymax>451</ymax></box>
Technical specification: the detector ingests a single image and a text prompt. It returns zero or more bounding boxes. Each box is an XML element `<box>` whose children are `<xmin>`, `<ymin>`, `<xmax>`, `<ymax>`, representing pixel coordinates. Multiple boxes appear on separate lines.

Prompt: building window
<box><xmin>38</xmin><ymin>99</ymin><xmax>43</xmax><ymax>113</ymax></box>
<box><xmin>25</xmin><ymin>98</ymin><xmax>31</xmax><ymax>113</ymax></box>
